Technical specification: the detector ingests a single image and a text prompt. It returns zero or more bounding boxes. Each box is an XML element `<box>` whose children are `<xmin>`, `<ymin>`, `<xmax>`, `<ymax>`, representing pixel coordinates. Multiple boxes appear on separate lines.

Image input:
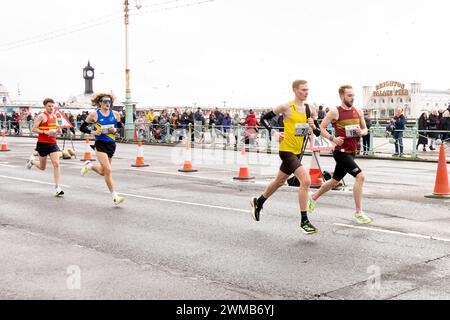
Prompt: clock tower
<box><xmin>83</xmin><ymin>61</ymin><xmax>95</xmax><ymax>94</ymax></box>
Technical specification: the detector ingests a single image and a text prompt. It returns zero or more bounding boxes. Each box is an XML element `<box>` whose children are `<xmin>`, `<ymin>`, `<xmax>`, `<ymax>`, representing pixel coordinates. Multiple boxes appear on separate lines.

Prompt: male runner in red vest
<box><xmin>26</xmin><ymin>98</ymin><xmax>64</xmax><ymax>197</ymax></box>
<box><xmin>307</xmin><ymin>85</ymin><xmax>372</xmax><ymax>224</ymax></box>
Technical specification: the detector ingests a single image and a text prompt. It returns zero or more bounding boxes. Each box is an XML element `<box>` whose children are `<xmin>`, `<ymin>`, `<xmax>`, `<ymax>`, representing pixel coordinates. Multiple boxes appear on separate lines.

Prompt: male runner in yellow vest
<box><xmin>251</xmin><ymin>80</ymin><xmax>320</xmax><ymax>234</ymax></box>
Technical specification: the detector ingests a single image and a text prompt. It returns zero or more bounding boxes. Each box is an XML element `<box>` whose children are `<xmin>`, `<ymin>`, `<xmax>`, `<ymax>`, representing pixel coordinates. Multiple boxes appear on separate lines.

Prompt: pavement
<box><xmin>0</xmin><ymin>136</ymin><xmax>449</xmax><ymax>300</ymax></box>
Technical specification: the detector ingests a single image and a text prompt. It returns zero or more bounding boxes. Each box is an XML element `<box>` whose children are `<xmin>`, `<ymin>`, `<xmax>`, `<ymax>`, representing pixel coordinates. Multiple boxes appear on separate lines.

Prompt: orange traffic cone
<box><xmin>0</xmin><ymin>130</ymin><xmax>10</xmax><ymax>152</ymax></box>
<box><xmin>233</xmin><ymin>145</ymin><xmax>255</xmax><ymax>180</ymax></box>
<box><xmin>425</xmin><ymin>143</ymin><xmax>450</xmax><ymax>199</ymax></box>
<box><xmin>309</xmin><ymin>151</ymin><xmax>323</xmax><ymax>188</ymax></box>
<box><xmin>131</xmin><ymin>140</ymin><xmax>149</xmax><ymax>167</ymax></box>
<box><xmin>178</xmin><ymin>140</ymin><xmax>197</xmax><ymax>172</ymax></box>
<box><xmin>80</xmin><ymin>138</ymin><xmax>95</xmax><ymax>161</ymax></box>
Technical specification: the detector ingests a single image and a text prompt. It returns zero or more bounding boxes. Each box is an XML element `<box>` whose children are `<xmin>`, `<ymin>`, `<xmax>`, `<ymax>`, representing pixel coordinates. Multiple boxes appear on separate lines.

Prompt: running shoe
<box><xmin>113</xmin><ymin>195</ymin><xmax>125</xmax><ymax>205</ymax></box>
<box><xmin>80</xmin><ymin>160</ymin><xmax>91</xmax><ymax>176</ymax></box>
<box><xmin>307</xmin><ymin>191</ymin><xmax>317</xmax><ymax>214</ymax></box>
<box><xmin>250</xmin><ymin>197</ymin><xmax>262</xmax><ymax>221</ymax></box>
<box><xmin>355</xmin><ymin>211</ymin><xmax>372</xmax><ymax>224</ymax></box>
<box><xmin>55</xmin><ymin>187</ymin><xmax>64</xmax><ymax>197</ymax></box>
<box><xmin>25</xmin><ymin>155</ymin><xmax>34</xmax><ymax>170</ymax></box>
<box><xmin>300</xmin><ymin>220</ymin><xmax>318</xmax><ymax>235</ymax></box>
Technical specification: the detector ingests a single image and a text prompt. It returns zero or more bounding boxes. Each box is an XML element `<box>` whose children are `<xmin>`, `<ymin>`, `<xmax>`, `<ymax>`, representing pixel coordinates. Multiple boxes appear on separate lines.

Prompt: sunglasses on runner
<box><xmin>101</xmin><ymin>99</ymin><xmax>112</xmax><ymax>104</ymax></box>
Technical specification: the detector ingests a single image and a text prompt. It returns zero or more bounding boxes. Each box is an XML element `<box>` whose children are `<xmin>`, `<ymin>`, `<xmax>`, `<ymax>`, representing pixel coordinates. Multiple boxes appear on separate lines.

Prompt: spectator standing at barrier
<box><xmin>76</xmin><ymin>113</ymin><xmax>83</xmax><ymax>127</ymax></box>
<box><xmin>193</xmin><ymin>107</ymin><xmax>205</xmax><ymax>143</ymax></box>
<box><xmin>222</xmin><ymin>112</ymin><xmax>232</xmax><ymax>145</ymax></box>
<box><xmin>317</xmin><ymin>105</ymin><xmax>325</xmax><ymax>121</ymax></box>
<box><xmin>194</xmin><ymin>107</ymin><xmax>204</xmax><ymax>124</ymax></box>
<box><xmin>441</xmin><ymin>106</ymin><xmax>450</xmax><ymax>144</ymax></box>
<box><xmin>417</xmin><ymin>112</ymin><xmax>429</xmax><ymax>152</ymax></box>
<box><xmin>180</xmin><ymin>110</ymin><xmax>194</xmax><ymax>142</ymax></box>
<box><xmin>392</xmin><ymin>107</ymin><xmax>406</xmax><ymax>157</ymax></box>
<box><xmin>209</xmin><ymin>112</ymin><xmax>217</xmax><ymax>139</ymax></box>
<box><xmin>14</xmin><ymin>112</ymin><xmax>21</xmax><ymax>135</ymax></box>
<box><xmin>146</xmin><ymin>109</ymin><xmax>154</xmax><ymax>124</ymax></box>
<box><xmin>241</xmin><ymin>109</ymin><xmax>259</xmax><ymax>147</ymax></box>
<box><xmin>232</xmin><ymin>113</ymin><xmax>241</xmax><ymax>150</ymax></box>
<box><xmin>135</xmin><ymin>112</ymin><xmax>146</xmax><ymax>140</ymax></box>
<box><xmin>0</xmin><ymin>112</ymin><xmax>5</xmax><ymax>129</ymax></box>
<box><xmin>212</xmin><ymin>108</ymin><xmax>223</xmax><ymax>137</ymax></box>
<box><xmin>362</xmin><ymin>111</ymin><xmax>371</xmax><ymax>155</ymax></box>
<box><xmin>171</xmin><ymin>112</ymin><xmax>179</xmax><ymax>130</ymax></box>
<box><xmin>428</xmin><ymin>109</ymin><xmax>439</xmax><ymax>150</ymax></box>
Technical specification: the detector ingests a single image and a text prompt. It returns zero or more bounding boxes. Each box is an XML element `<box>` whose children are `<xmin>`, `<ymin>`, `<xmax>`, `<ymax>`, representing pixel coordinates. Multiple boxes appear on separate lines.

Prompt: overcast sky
<box><xmin>0</xmin><ymin>0</ymin><xmax>449</xmax><ymax>109</ymax></box>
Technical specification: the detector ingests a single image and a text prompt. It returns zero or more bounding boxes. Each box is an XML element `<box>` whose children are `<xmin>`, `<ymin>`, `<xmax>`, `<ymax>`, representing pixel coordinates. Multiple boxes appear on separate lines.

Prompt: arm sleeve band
<box><xmin>79</xmin><ymin>121</ymin><xmax>92</xmax><ymax>134</ymax></box>
<box><xmin>261</xmin><ymin>111</ymin><xmax>277</xmax><ymax>131</ymax></box>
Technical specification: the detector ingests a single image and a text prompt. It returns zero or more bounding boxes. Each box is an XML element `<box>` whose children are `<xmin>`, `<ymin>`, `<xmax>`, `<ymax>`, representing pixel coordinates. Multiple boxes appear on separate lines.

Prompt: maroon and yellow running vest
<box><xmin>332</xmin><ymin>106</ymin><xmax>360</xmax><ymax>154</ymax></box>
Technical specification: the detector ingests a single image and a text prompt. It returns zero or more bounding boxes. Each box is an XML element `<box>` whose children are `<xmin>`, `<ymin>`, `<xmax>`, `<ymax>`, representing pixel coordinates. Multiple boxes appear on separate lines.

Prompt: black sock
<box><xmin>301</xmin><ymin>211</ymin><xmax>308</xmax><ymax>223</ymax></box>
<box><xmin>257</xmin><ymin>195</ymin><xmax>267</xmax><ymax>208</ymax></box>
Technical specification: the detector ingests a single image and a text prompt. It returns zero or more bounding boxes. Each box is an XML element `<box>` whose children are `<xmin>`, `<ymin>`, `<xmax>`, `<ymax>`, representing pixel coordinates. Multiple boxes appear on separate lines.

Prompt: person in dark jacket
<box><xmin>392</xmin><ymin>107</ymin><xmax>406</xmax><ymax>157</ymax></box>
<box><xmin>441</xmin><ymin>106</ymin><xmax>450</xmax><ymax>144</ymax></box>
<box><xmin>417</xmin><ymin>112</ymin><xmax>429</xmax><ymax>151</ymax></box>
<box><xmin>222</xmin><ymin>112</ymin><xmax>232</xmax><ymax>145</ymax></box>
<box><xmin>362</xmin><ymin>112</ymin><xmax>372</xmax><ymax>155</ymax></box>
<box><xmin>427</xmin><ymin>109</ymin><xmax>439</xmax><ymax>150</ymax></box>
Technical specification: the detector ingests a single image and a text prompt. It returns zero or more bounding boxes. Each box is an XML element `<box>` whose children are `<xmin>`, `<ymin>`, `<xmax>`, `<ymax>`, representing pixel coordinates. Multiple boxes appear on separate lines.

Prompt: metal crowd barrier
<box><xmin>367</xmin><ymin>127</ymin><xmax>450</xmax><ymax>159</ymax></box>
<box><xmin>2</xmin><ymin>119</ymin><xmax>449</xmax><ymax>159</ymax></box>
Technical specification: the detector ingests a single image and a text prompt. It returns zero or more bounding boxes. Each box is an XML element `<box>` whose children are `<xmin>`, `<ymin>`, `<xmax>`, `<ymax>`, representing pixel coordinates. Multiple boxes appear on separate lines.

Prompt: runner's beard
<box><xmin>343</xmin><ymin>100</ymin><xmax>353</xmax><ymax>108</ymax></box>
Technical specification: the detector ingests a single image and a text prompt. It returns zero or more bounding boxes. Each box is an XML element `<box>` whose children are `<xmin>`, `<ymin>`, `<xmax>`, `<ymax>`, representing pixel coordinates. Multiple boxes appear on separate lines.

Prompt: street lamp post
<box><xmin>123</xmin><ymin>0</ymin><xmax>142</xmax><ymax>139</ymax></box>
<box><xmin>124</xmin><ymin>0</ymin><xmax>133</xmax><ymax>139</ymax></box>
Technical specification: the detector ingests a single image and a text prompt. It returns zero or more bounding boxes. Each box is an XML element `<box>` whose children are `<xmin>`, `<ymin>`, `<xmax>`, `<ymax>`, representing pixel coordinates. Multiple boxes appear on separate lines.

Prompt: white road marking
<box><xmin>0</xmin><ymin>163</ymin><xmax>17</xmax><ymax>168</ymax></box>
<box><xmin>116</xmin><ymin>192</ymin><xmax>249</xmax><ymax>213</ymax></box>
<box><xmin>0</xmin><ymin>175</ymin><xmax>70</xmax><ymax>187</ymax></box>
<box><xmin>333</xmin><ymin>223</ymin><xmax>450</xmax><ymax>243</ymax></box>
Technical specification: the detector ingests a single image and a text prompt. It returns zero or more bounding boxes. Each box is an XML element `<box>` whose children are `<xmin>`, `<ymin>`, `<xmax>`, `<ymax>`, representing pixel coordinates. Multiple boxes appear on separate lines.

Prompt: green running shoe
<box><xmin>355</xmin><ymin>211</ymin><xmax>372</xmax><ymax>224</ymax></box>
<box><xmin>300</xmin><ymin>220</ymin><xmax>318</xmax><ymax>235</ymax></box>
<box><xmin>307</xmin><ymin>191</ymin><xmax>317</xmax><ymax>214</ymax></box>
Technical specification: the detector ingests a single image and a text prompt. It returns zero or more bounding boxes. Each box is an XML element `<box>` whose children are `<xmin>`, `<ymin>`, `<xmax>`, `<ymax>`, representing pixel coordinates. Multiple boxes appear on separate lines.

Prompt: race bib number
<box><xmin>101</xmin><ymin>124</ymin><xmax>115</xmax><ymax>134</ymax></box>
<box><xmin>295</xmin><ymin>123</ymin><xmax>310</xmax><ymax>137</ymax></box>
<box><xmin>345</xmin><ymin>125</ymin><xmax>360</xmax><ymax>138</ymax></box>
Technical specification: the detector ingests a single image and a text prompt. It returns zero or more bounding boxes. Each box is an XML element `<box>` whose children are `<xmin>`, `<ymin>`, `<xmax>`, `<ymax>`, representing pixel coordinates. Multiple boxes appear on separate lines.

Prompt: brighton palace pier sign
<box><xmin>373</xmin><ymin>81</ymin><xmax>409</xmax><ymax>97</ymax></box>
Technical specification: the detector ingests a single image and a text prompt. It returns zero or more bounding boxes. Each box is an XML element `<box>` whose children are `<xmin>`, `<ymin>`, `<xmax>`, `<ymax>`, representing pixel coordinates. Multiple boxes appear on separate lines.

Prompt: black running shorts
<box><xmin>35</xmin><ymin>142</ymin><xmax>60</xmax><ymax>157</ymax></box>
<box><xmin>93</xmin><ymin>140</ymin><xmax>116</xmax><ymax>158</ymax></box>
<box><xmin>332</xmin><ymin>151</ymin><xmax>362</xmax><ymax>181</ymax></box>
<box><xmin>279</xmin><ymin>151</ymin><xmax>302</xmax><ymax>175</ymax></box>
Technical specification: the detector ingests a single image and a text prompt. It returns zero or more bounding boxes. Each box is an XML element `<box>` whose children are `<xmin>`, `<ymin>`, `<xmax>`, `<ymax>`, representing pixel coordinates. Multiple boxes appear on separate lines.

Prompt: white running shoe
<box><xmin>26</xmin><ymin>155</ymin><xmax>35</xmax><ymax>170</ymax></box>
<box><xmin>55</xmin><ymin>187</ymin><xmax>64</xmax><ymax>197</ymax></box>
<box><xmin>113</xmin><ymin>195</ymin><xmax>125</xmax><ymax>205</ymax></box>
<box><xmin>81</xmin><ymin>160</ymin><xmax>91</xmax><ymax>176</ymax></box>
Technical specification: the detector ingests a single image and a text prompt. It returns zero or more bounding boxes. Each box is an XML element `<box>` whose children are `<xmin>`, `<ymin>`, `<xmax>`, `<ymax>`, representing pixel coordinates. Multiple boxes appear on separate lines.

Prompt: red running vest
<box><xmin>37</xmin><ymin>112</ymin><xmax>57</xmax><ymax>144</ymax></box>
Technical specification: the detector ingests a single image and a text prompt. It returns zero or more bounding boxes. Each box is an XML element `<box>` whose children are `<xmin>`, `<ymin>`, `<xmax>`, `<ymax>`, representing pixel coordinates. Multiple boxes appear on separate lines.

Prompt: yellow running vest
<box><xmin>279</xmin><ymin>101</ymin><xmax>308</xmax><ymax>155</ymax></box>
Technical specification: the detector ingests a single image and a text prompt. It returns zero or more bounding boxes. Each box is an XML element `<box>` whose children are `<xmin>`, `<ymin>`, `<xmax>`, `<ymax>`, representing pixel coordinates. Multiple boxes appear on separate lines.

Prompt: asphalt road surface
<box><xmin>0</xmin><ymin>137</ymin><xmax>449</xmax><ymax>300</ymax></box>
